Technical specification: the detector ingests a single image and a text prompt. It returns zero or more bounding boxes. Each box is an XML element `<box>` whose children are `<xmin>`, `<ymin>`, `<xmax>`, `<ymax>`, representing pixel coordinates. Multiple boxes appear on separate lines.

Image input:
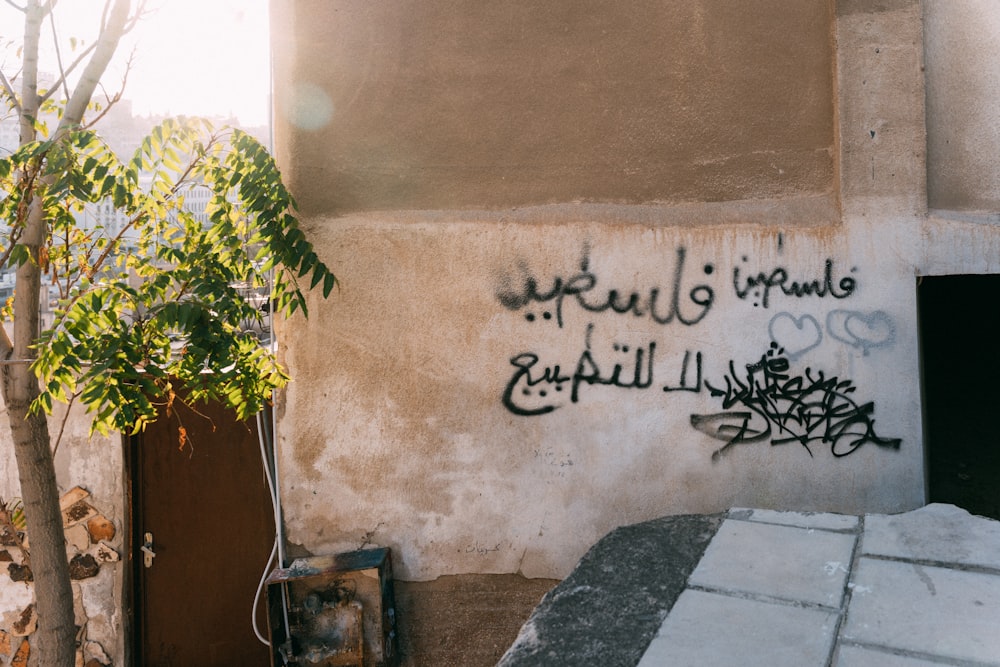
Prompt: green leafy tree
<box><xmin>0</xmin><ymin>2</ymin><xmax>334</xmax><ymax>664</ymax></box>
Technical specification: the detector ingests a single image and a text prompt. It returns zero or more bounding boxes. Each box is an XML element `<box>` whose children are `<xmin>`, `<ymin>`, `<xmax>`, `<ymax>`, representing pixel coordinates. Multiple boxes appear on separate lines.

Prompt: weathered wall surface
<box><xmin>273</xmin><ymin>0</ymin><xmax>837</xmax><ymax>217</ymax></box>
<box><xmin>920</xmin><ymin>0</ymin><xmax>1000</xmax><ymax>276</ymax></box>
<box><xmin>0</xmin><ymin>401</ymin><xmax>124</xmax><ymax>666</ymax></box>
<box><xmin>269</xmin><ymin>0</ymin><xmax>986</xmax><ymax>581</ymax></box>
<box><xmin>920</xmin><ymin>0</ymin><xmax>1000</xmax><ymax>277</ymax></box>
<box><xmin>277</xmin><ymin>216</ymin><xmax>923</xmax><ymax>580</ymax></box>
<box><xmin>924</xmin><ymin>0</ymin><xmax>1000</xmax><ymax>213</ymax></box>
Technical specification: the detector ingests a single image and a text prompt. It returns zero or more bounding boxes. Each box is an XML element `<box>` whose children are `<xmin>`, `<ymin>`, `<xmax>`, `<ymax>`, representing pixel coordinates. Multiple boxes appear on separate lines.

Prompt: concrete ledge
<box><xmin>498</xmin><ymin>513</ymin><xmax>724</xmax><ymax>667</ymax></box>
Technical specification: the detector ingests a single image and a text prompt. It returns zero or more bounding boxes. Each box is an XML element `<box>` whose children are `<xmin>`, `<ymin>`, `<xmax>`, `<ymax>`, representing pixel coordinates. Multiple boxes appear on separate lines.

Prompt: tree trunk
<box><xmin>2</xmin><ymin>375</ymin><xmax>75</xmax><ymax>667</ymax></box>
<box><xmin>0</xmin><ymin>1</ymin><xmax>79</xmax><ymax>662</ymax></box>
<box><xmin>0</xmin><ymin>2</ymin><xmax>134</xmax><ymax>665</ymax></box>
<box><xmin>2</xmin><ymin>5</ymin><xmax>78</xmax><ymax>661</ymax></box>
<box><xmin>1</xmin><ymin>173</ymin><xmax>76</xmax><ymax>667</ymax></box>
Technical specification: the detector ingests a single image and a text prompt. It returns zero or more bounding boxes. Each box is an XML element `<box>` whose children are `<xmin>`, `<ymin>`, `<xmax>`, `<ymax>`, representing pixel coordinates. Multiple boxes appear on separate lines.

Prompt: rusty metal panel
<box><xmin>266</xmin><ymin>548</ymin><xmax>399</xmax><ymax>667</ymax></box>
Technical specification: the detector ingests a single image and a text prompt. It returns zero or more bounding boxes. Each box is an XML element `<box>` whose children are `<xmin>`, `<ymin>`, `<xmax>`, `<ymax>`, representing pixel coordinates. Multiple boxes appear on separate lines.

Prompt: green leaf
<box><xmin>323</xmin><ymin>272</ymin><xmax>337</xmax><ymax>297</ymax></box>
<box><xmin>298</xmin><ymin>251</ymin><xmax>317</xmax><ymax>278</ymax></box>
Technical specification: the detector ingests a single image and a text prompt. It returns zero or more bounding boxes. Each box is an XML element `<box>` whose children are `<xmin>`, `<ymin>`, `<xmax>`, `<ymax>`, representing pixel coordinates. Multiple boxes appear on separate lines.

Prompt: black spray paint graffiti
<box><xmin>733</xmin><ymin>256</ymin><xmax>857</xmax><ymax>308</ymax></box>
<box><xmin>495</xmin><ymin>247</ymin><xmax>715</xmax><ymax>328</ymax></box>
<box><xmin>496</xmin><ymin>245</ymin><xmax>895</xmax><ymax>460</ymax></box>
<box><xmin>502</xmin><ymin>336</ymin><xmax>899</xmax><ymax>462</ymax></box>
<box><xmin>689</xmin><ymin>343</ymin><xmax>901</xmax><ymax>461</ymax></box>
<box><xmin>502</xmin><ymin>324</ymin><xmax>654</xmax><ymax>416</ymax></box>
<box><xmin>501</xmin><ymin>324</ymin><xmax>702</xmax><ymax>416</ymax></box>
<box><xmin>497</xmin><ymin>248</ymin><xmax>863</xmax><ymax>330</ymax></box>
<box><xmin>769</xmin><ymin>310</ymin><xmax>896</xmax><ymax>359</ymax></box>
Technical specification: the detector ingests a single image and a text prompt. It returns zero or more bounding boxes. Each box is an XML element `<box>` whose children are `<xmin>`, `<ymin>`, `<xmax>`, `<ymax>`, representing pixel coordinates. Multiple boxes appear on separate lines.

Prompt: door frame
<box><xmin>123</xmin><ymin>430</ymin><xmax>139</xmax><ymax>667</ymax></box>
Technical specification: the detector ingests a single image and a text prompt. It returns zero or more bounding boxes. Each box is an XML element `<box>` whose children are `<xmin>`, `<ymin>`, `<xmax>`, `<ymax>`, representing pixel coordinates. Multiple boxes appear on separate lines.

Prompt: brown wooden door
<box><xmin>132</xmin><ymin>400</ymin><xmax>275</xmax><ymax>666</ymax></box>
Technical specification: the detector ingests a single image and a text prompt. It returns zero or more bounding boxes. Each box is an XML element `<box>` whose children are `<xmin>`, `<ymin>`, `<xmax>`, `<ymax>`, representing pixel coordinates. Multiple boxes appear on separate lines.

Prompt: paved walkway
<box><xmin>500</xmin><ymin>504</ymin><xmax>1000</xmax><ymax>666</ymax></box>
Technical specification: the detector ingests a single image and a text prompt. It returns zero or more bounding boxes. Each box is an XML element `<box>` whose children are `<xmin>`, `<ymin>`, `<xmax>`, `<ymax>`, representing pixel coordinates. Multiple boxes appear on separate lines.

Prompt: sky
<box><xmin>1</xmin><ymin>0</ymin><xmax>271</xmax><ymax>127</ymax></box>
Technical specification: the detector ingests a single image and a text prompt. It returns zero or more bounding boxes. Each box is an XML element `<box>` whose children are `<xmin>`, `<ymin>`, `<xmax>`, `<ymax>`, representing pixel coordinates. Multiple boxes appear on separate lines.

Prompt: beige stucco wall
<box><xmin>277</xmin><ymin>215</ymin><xmax>926</xmax><ymax>580</ymax></box>
<box><xmin>921</xmin><ymin>0</ymin><xmax>1000</xmax><ymax>276</ymax></box>
<box><xmin>273</xmin><ymin>0</ymin><xmax>837</xmax><ymax>216</ymax></box>
<box><xmin>924</xmin><ymin>0</ymin><xmax>1000</xmax><ymax>213</ymax></box>
<box><xmin>269</xmin><ymin>0</ymin><xmax>943</xmax><ymax>581</ymax></box>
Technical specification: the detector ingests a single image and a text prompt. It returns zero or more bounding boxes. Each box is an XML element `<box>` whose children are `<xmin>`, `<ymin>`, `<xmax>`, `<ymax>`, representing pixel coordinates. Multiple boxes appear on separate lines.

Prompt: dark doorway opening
<box><xmin>918</xmin><ymin>273</ymin><xmax>1000</xmax><ymax>519</ymax></box>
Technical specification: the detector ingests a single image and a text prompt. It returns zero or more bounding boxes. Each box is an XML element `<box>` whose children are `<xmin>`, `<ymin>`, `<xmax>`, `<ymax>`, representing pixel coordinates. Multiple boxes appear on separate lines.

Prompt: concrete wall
<box><xmin>924</xmin><ymin>0</ymin><xmax>1000</xmax><ymax>213</ymax></box>
<box><xmin>274</xmin><ymin>0</ymin><xmax>837</xmax><ymax>215</ymax></box>
<box><xmin>920</xmin><ymin>0</ymin><xmax>1000</xmax><ymax>279</ymax></box>
<box><xmin>268</xmin><ymin>0</ymin><xmax>950</xmax><ymax>581</ymax></box>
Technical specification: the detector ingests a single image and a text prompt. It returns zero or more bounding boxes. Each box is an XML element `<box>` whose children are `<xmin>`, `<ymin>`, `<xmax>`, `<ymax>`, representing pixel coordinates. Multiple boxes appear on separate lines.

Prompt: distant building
<box><xmin>0</xmin><ymin>89</ymin><xmax>265</xmax><ymax>322</ymax></box>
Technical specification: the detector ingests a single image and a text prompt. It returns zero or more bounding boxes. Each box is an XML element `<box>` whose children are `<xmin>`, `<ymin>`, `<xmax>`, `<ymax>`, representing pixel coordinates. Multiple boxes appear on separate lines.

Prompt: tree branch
<box><xmin>124</xmin><ymin>0</ymin><xmax>148</xmax><ymax>33</ymax></box>
<box><xmin>60</xmin><ymin>0</ymin><xmax>130</xmax><ymax>131</ymax></box>
<box><xmin>0</xmin><ymin>225</ymin><xmax>27</xmax><ymax>274</ymax></box>
<box><xmin>19</xmin><ymin>0</ymin><xmax>44</xmax><ymax>144</ymax></box>
<box><xmin>85</xmin><ymin>85</ymin><xmax>122</xmax><ymax>127</ymax></box>
<box><xmin>0</xmin><ymin>71</ymin><xmax>21</xmax><ymax>115</ymax></box>
<box><xmin>3</xmin><ymin>0</ymin><xmax>26</xmax><ymax>12</ymax></box>
<box><xmin>49</xmin><ymin>390</ymin><xmax>80</xmax><ymax>457</ymax></box>
<box><xmin>37</xmin><ymin>39</ymin><xmax>99</xmax><ymax>106</ymax></box>
<box><xmin>81</xmin><ymin>50</ymin><xmax>133</xmax><ymax>129</ymax></box>
<box><xmin>39</xmin><ymin>0</ymin><xmax>146</xmax><ymax>114</ymax></box>
<box><xmin>46</xmin><ymin>5</ymin><xmax>71</xmax><ymax>101</ymax></box>
<box><xmin>98</xmin><ymin>0</ymin><xmax>111</xmax><ymax>32</ymax></box>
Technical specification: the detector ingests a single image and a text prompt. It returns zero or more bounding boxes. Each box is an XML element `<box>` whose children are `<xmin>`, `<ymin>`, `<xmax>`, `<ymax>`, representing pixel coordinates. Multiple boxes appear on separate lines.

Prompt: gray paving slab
<box><xmin>834</xmin><ymin>644</ymin><xmax>955</xmax><ymax>667</ymax></box>
<box><xmin>500</xmin><ymin>504</ymin><xmax>1000</xmax><ymax>665</ymax></box>
<box><xmin>862</xmin><ymin>503</ymin><xmax>1000</xmax><ymax>569</ymax></box>
<box><xmin>733</xmin><ymin>507</ymin><xmax>860</xmax><ymax>532</ymax></box>
<box><xmin>842</xmin><ymin>556</ymin><xmax>1000</xmax><ymax>665</ymax></box>
<box><xmin>689</xmin><ymin>517</ymin><xmax>856</xmax><ymax>608</ymax></box>
<box><xmin>637</xmin><ymin>588</ymin><xmax>839</xmax><ymax>667</ymax></box>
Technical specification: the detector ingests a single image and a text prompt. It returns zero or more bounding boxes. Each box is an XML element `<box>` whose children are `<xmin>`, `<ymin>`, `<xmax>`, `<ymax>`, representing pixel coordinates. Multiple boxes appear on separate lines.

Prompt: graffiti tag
<box><xmin>734</xmin><ymin>257</ymin><xmax>857</xmax><ymax>308</ymax></box>
<box><xmin>496</xmin><ymin>247</ymin><xmax>715</xmax><ymax>328</ymax></box>
<box><xmin>502</xmin><ymin>325</ymin><xmax>656</xmax><ymax>416</ymax></box>
<box><xmin>690</xmin><ymin>343</ymin><xmax>901</xmax><ymax>460</ymax></box>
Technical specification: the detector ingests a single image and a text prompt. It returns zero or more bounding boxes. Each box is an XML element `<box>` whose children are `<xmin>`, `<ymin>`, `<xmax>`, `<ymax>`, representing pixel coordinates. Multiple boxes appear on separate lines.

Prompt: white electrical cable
<box><xmin>271</xmin><ymin>389</ymin><xmax>287</xmax><ymax>569</ymax></box>
<box><xmin>252</xmin><ymin>307</ymin><xmax>291</xmax><ymax>649</ymax></box>
<box><xmin>252</xmin><ymin>538</ymin><xmax>278</xmax><ymax>645</ymax></box>
<box><xmin>252</xmin><ymin>17</ymin><xmax>294</xmax><ymax>651</ymax></box>
<box><xmin>253</xmin><ymin>410</ymin><xmax>281</xmax><ymax>646</ymax></box>
<box><xmin>263</xmin><ymin>272</ymin><xmax>293</xmax><ymax>647</ymax></box>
